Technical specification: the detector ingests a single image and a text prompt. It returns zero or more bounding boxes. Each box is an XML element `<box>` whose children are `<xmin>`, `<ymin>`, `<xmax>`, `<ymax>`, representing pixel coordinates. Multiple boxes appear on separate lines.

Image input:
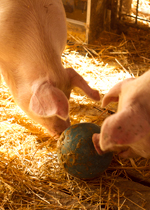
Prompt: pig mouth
<box><xmin>116</xmin><ymin>146</ymin><xmax>133</xmax><ymax>157</ymax></box>
<box><xmin>95</xmin><ymin>146</ymin><xmax>105</xmax><ymax>155</ymax></box>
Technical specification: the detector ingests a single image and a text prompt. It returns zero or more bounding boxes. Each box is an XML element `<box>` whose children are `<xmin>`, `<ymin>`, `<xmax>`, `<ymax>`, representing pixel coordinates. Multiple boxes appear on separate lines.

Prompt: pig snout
<box><xmin>43</xmin><ymin>117</ymin><xmax>71</xmax><ymax>137</ymax></box>
<box><xmin>92</xmin><ymin>133</ymin><xmax>104</xmax><ymax>155</ymax></box>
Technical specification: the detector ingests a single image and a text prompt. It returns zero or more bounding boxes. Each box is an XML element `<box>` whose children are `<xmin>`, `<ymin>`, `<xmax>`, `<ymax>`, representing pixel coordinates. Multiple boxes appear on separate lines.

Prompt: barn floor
<box><xmin>0</xmin><ymin>28</ymin><xmax>150</xmax><ymax>209</ymax></box>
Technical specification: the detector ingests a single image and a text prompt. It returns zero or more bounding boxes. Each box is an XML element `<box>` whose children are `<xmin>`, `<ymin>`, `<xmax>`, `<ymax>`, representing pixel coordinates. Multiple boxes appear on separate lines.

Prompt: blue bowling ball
<box><xmin>57</xmin><ymin>123</ymin><xmax>113</xmax><ymax>180</ymax></box>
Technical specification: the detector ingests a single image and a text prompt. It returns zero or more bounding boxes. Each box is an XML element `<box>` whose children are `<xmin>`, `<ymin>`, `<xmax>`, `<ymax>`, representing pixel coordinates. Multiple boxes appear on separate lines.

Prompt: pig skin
<box><xmin>93</xmin><ymin>71</ymin><xmax>150</xmax><ymax>158</ymax></box>
<box><xmin>0</xmin><ymin>0</ymin><xmax>100</xmax><ymax>136</ymax></box>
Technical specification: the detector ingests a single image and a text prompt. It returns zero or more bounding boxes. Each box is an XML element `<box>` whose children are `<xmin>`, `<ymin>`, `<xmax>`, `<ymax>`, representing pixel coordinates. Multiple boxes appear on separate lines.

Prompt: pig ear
<box><xmin>102</xmin><ymin>78</ymin><xmax>135</xmax><ymax>107</ymax></box>
<box><xmin>100</xmin><ymin>108</ymin><xmax>150</xmax><ymax>151</ymax></box>
<box><xmin>66</xmin><ymin>68</ymin><xmax>100</xmax><ymax>101</ymax></box>
<box><xmin>29</xmin><ymin>82</ymin><xmax>69</xmax><ymax>120</ymax></box>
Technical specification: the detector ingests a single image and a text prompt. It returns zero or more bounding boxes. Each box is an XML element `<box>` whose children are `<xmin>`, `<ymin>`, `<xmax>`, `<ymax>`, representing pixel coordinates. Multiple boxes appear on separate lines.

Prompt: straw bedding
<box><xmin>0</xmin><ymin>27</ymin><xmax>150</xmax><ymax>209</ymax></box>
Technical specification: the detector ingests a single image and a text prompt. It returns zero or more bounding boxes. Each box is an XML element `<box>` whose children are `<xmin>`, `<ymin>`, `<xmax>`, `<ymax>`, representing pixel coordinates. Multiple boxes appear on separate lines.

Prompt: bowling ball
<box><xmin>57</xmin><ymin>123</ymin><xmax>113</xmax><ymax>180</ymax></box>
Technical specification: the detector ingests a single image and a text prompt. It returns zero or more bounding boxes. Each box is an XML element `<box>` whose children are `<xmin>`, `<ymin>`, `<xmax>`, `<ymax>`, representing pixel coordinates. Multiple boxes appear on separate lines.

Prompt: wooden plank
<box><xmin>114</xmin><ymin>177</ymin><xmax>150</xmax><ymax>210</ymax></box>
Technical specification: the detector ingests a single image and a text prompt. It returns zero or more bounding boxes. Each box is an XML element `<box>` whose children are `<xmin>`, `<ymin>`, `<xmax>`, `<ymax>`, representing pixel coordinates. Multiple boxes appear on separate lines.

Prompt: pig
<box><xmin>0</xmin><ymin>0</ymin><xmax>100</xmax><ymax>136</ymax></box>
<box><xmin>93</xmin><ymin>70</ymin><xmax>150</xmax><ymax>158</ymax></box>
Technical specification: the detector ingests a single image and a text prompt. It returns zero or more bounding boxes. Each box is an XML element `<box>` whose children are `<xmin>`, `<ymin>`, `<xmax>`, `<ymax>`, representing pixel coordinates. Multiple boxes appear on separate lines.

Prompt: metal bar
<box><xmin>135</xmin><ymin>0</ymin><xmax>140</xmax><ymax>24</ymax></box>
<box><xmin>121</xmin><ymin>13</ymin><xmax>150</xmax><ymax>23</ymax></box>
<box><xmin>119</xmin><ymin>0</ymin><xmax>123</xmax><ymax>20</ymax></box>
<box><xmin>123</xmin><ymin>20</ymin><xmax>150</xmax><ymax>31</ymax></box>
<box><xmin>111</xmin><ymin>0</ymin><xmax>118</xmax><ymax>29</ymax></box>
<box><xmin>116</xmin><ymin>0</ymin><xmax>150</xmax><ymax>31</ymax></box>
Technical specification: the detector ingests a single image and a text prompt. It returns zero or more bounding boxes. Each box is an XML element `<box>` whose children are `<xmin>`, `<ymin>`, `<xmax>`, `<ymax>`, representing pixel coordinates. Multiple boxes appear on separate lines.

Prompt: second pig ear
<box><xmin>66</xmin><ymin>68</ymin><xmax>100</xmax><ymax>101</ymax></box>
<box><xmin>102</xmin><ymin>78</ymin><xmax>135</xmax><ymax>107</ymax></box>
<box><xmin>29</xmin><ymin>82</ymin><xmax>69</xmax><ymax>120</ymax></box>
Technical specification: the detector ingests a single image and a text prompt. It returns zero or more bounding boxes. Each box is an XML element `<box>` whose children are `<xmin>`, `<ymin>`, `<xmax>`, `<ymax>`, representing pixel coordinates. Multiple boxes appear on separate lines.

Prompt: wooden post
<box><xmin>88</xmin><ymin>0</ymin><xmax>107</xmax><ymax>43</ymax></box>
<box><xmin>111</xmin><ymin>0</ymin><xmax>118</xmax><ymax>30</ymax></box>
<box><xmin>63</xmin><ymin>0</ymin><xmax>108</xmax><ymax>44</ymax></box>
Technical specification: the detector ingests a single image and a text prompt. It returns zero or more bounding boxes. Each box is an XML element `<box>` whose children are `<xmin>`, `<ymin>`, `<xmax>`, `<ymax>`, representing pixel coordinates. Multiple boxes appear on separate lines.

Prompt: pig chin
<box><xmin>43</xmin><ymin>117</ymin><xmax>70</xmax><ymax>137</ymax></box>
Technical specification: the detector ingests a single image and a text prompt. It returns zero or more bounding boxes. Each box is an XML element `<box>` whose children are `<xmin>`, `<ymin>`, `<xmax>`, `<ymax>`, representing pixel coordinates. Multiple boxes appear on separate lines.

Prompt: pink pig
<box><xmin>0</xmin><ymin>0</ymin><xmax>100</xmax><ymax>136</ymax></box>
<box><xmin>93</xmin><ymin>70</ymin><xmax>150</xmax><ymax>158</ymax></box>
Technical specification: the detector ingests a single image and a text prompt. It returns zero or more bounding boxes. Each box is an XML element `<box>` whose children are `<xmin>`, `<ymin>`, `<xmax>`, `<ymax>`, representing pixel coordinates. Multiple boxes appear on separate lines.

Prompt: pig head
<box><xmin>93</xmin><ymin>70</ymin><xmax>150</xmax><ymax>158</ymax></box>
<box><xmin>0</xmin><ymin>0</ymin><xmax>100</xmax><ymax>136</ymax></box>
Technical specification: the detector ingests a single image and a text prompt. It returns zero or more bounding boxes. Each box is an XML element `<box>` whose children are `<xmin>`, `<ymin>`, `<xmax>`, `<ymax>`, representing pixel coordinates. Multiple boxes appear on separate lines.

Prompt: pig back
<box><xmin>0</xmin><ymin>0</ymin><xmax>68</xmax><ymax>92</ymax></box>
<box><xmin>0</xmin><ymin>0</ymin><xmax>67</xmax><ymax>67</ymax></box>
